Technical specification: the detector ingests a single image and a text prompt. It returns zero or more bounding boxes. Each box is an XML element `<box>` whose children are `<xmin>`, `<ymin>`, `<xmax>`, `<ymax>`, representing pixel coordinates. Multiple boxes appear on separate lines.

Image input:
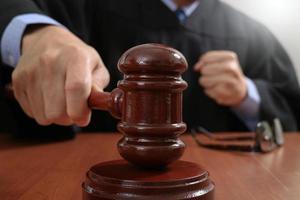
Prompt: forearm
<box><xmin>247</xmin><ymin>26</ymin><xmax>300</xmax><ymax>131</ymax></box>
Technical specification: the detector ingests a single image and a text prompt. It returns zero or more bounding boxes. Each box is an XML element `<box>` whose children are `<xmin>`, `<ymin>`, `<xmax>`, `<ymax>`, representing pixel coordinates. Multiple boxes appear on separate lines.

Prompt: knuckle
<box><xmin>63</xmin><ymin>44</ymin><xmax>95</xmax><ymax>68</ymax></box>
<box><xmin>215</xmin><ymin>85</ymin><xmax>224</xmax><ymax>94</ymax></box>
<box><xmin>11</xmin><ymin>70</ymin><xmax>19</xmax><ymax>83</ymax></box>
<box><xmin>36</xmin><ymin>118</ymin><xmax>51</xmax><ymax>126</ymax></box>
<box><xmin>12</xmin><ymin>68</ymin><xmax>28</xmax><ymax>86</ymax></box>
<box><xmin>39</xmin><ymin>52</ymin><xmax>55</xmax><ymax>66</ymax></box>
<box><xmin>72</xmin><ymin>115</ymin><xmax>89</xmax><ymax>126</ymax></box>
<box><xmin>199</xmin><ymin>77</ymin><xmax>203</xmax><ymax>85</ymax></box>
<box><xmin>89</xmin><ymin>46</ymin><xmax>100</xmax><ymax>58</ymax></box>
<box><xmin>201</xmin><ymin>67</ymin><xmax>209</xmax><ymax>75</ymax></box>
<box><xmin>16</xmin><ymin>65</ymin><xmax>36</xmax><ymax>84</ymax></box>
<box><xmin>200</xmin><ymin>52</ymin><xmax>209</xmax><ymax>61</ymax></box>
<box><xmin>25</xmin><ymin>69</ymin><xmax>36</xmax><ymax>84</ymax></box>
<box><xmin>199</xmin><ymin>77</ymin><xmax>207</xmax><ymax>86</ymax></box>
<box><xmin>46</xmin><ymin>111</ymin><xmax>66</xmax><ymax>122</ymax></box>
<box><xmin>11</xmin><ymin>73</ymin><xmax>21</xmax><ymax>92</ymax></box>
<box><xmin>64</xmin><ymin>44</ymin><xmax>86</xmax><ymax>56</ymax></box>
<box><xmin>68</xmin><ymin>109</ymin><xmax>90</xmax><ymax>126</ymax></box>
<box><xmin>11</xmin><ymin>71</ymin><xmax>25</xmax><ymax>97</ymax></box>
<box><xmin>23</xmin><ymin>109</ymin><xmax>33</xmax><ymax>118</ymax></box>
<box><xmin>72</xmin><ymin>116</ymin><xmax>86</xmax><ymax>123</ymax></box>
<box><xmin>224</xmin><ymin>81</ymin><xmax>233</xmax><ymax>89</ymax></box>
<box><xmin>65</xmin><ymin>79</ymin><xmax>88</xmax><ymax>93</ymax></box>
<box><xmin>219</xmin><ymin>84</ymin><xmax>228</xmax><ymax>93</ymax></box>
<box><xmin>225</xmin><ymin>63</ymin><xmax>236</xmax><ymax>73</ymax></box>
<box><xmin>56</xmin><ymin>119</ymin><xmax>73</xmax><ymax>126</ymax></box>
<box><xmin>216</xmin><ymin>98</ymin><xmax>224</xmax><ymax>105</ymax></box>
<box><xmin>101</xmin><ymin>75</ymin><xmax>110</xmax><ymax>89</ymax></box>
<box><xmin>228</xmin><ymin>52</ymin><xmax>237</xmax><ymax>60</ymax></box>
<box><xmin>204</xmin><ymin>89</ymin><xmax>213</xmax><ymax>98</ymax></box>
<box><xmin>104</xmin><ymin>70</ymin><xmax>110</xmax><ymax>86</ymax></box>
<box><xmin>18</xmin><ymin>101</ymin><xmax>32</xmax><ymax>117</ymax></box>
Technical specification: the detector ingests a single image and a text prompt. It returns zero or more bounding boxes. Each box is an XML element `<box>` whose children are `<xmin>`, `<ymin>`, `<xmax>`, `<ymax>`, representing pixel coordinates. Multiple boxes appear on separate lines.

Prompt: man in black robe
<box><xmin>0</xmin><ymin>0</ymin><xmax>300</xmax><ymax>139</ymax></box>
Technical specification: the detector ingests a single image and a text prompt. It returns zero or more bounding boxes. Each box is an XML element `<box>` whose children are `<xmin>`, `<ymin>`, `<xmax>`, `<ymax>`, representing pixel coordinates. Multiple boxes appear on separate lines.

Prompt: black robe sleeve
<box><xmin>203</xmin><ymin>1</ymin><xmax>300</xmax><ymax>131</ymax></box>
<box><xmin>245</xmin><ymin>23</ymin><xmax>300</xmax><ymax>131</ymax></box>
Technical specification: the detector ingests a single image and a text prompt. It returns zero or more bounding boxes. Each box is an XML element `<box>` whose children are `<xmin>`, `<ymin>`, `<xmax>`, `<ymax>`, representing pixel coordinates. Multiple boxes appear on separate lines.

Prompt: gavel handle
<box><xmin>88</xmin><ymin>90</ymin><xmax>112</xmax><ymax>111</ymax></box>
<box><xmin>88</xmin><ymin>87</ymin><xmax>123</xmax><ymax>119</ymax></box>
<box><xmin>4</xmin><ymin>84</ymin><xmax>123</xmax><ymax>119</ymax></box>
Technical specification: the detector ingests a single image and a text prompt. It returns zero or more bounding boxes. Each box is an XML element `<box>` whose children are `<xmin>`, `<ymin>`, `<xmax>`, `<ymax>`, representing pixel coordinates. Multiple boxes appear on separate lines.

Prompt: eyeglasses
<box><xmin>190</xmin><ymin>118</ymin><xmax>284</xmax><ymax>153</ymax></box>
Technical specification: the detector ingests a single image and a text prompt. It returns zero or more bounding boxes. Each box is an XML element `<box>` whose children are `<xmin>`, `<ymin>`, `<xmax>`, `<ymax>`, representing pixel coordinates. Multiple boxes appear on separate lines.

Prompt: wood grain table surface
<box><xmin>1</xmin><ymin>132</ymin><xmax>300</xmax><ymax>200</ymax></box>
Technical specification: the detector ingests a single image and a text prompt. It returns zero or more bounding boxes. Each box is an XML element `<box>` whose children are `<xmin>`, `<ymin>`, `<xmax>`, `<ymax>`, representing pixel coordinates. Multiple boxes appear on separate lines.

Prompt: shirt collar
<box><xmin>161</xmin><ymin>0</ymin><xmax>200</xmax><ymax>17</ymax></box>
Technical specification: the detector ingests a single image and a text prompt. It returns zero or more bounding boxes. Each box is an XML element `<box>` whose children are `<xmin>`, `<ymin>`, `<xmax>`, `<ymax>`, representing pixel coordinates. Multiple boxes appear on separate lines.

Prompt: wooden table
<box><xmin>1</xmin><ymin>132</ymin><xmax>300</xmax><ymax>200</ymax></box>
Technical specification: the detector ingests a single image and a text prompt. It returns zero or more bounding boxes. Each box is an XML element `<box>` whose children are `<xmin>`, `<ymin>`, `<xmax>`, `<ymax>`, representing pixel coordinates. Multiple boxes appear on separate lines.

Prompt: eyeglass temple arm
<box><xmin>191</xmin><ymin>132</ymin><xmax>259</xmax><ymax>152</ymax></box>
<box><xmin>195</xmin><ymin>127</ymin><xmax>255</xmax><ymax>141</ymax></box>
<box><xmin>190</xmin><ymin>131</ymin><xmax>258</xmax><ymax>152</ymax></box>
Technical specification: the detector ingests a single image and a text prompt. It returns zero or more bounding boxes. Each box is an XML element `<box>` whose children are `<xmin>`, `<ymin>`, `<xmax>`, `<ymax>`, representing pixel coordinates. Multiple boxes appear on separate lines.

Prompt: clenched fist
<box><xmin>194</xmin><ymin>51</ymin><xmax>247</xmax><ymax>106</ymax></box>
<box><xmin>12</xmin><ymin>25</ymin><xmax>110</xmax><ymax>126</ymax></box>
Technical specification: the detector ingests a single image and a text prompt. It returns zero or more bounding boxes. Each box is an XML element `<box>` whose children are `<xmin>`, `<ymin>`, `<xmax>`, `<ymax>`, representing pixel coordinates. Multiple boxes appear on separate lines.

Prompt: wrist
<box><xmin>22</xmin><ymin>25</ymin><xmax>59</xmax><ymax>54</ymax></box>
<box><xmin>238</xmin><ymin>76</ymin><xmax>248</xmax><ymax>105</ymax></box>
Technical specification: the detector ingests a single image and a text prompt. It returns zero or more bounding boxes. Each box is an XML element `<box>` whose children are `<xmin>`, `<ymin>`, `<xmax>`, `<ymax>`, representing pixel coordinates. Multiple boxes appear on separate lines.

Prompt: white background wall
<box><xmin>221</xmin><ymin>0</ymin><xmax>300</xmax><ymax>81</ymax></box>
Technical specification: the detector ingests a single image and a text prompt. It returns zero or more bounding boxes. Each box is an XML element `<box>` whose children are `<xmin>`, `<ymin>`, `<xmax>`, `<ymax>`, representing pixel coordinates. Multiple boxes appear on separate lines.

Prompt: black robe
<box><xmin>1</xmin><ymin>0</ymin><xmax>300</xmax><ymax>138</ymax></box>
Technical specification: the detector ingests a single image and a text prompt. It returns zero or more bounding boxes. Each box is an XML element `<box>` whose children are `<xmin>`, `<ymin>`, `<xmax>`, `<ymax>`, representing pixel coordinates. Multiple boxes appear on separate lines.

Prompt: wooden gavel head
<box><xmin>89</xmin><ymin>44</ymin><xmax>188</xmax><ymax>168</ymax></box>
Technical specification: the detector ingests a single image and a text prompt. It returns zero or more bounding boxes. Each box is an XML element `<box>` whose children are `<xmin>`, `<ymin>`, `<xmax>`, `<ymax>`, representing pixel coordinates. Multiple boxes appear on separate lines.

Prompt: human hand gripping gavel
<box><xmin>6</xmin><ymin>43</ymin><xmax>188</xmax><ymax>168</ymax></box>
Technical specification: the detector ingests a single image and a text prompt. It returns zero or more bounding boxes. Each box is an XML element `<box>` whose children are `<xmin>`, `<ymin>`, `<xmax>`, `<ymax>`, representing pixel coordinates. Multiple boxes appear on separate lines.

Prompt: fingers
<box><xmin>199</xmin><ymin>74</ymin><xmax>247</xmax><ymax>106</ymax></box>
<box><xmin>27</xmin><ymin>80</ymin><xmax>51</xmax><ymax>125</ymax></box>
<box><xmin>12</xmin><ymin>68</ymin><xmax>34</xmax><ymax>118</ymax></box>
<box><xmin>199</xmin><ymin>74</ymin><xmax>242</xmax><ymax>105</ymax></box>
<box><xmin>199</xmin><ymin>60</ymin><xmax>240</xmax><ymax>77</ymax></box>
<box><xmin>42</xmin><ymin>61</ymin><xmax>73</xmax><ymax>126</ymax></box>
<box><xmin>199</xmin><ymin>74</ymin><xmax>235</xmax><ymax>89</ymax></box>
<box><xmin>12</xmin><ymin>83</ymin><xmax>33</xmax><ymax>118</ymax></box>
<box><xmin>194</xmin><ymin>51</ymin><xmax>247</xmax><ymax>106</ymax></box>
<box><xmin>12</xmin><ymin>26</ymin><xmax>110</xmax><ymax>127</ymax></box>
<box><xmin>13</xmin><ymin>67</ymin><xmax>51</xmax><ymax>125</ymax></box>
<box><xmin>194</xmin><ymin>51</ymin><xmax>238</xmax><ymax>71</ymax></box>
<box><xmin>92</xmin><ymin>62</ymin><xmax>110</xmax><ymax>91</ymax></box>
<box><xmin>204</xmin><ymin>84</ymin><xmax>230</xmax><ymax>105</ymax></box>
<box><xmin>65</xmin><ymin>55</ymin><xmax>93</xmax><ymax>127</ymax></box>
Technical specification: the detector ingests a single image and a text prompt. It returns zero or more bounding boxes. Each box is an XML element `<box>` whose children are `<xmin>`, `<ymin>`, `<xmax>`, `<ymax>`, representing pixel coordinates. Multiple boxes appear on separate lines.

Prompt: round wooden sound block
<box><xmin>82</xmin><ymin>160</ymin><xmax>215</xmax><ymax>200</ymax></box>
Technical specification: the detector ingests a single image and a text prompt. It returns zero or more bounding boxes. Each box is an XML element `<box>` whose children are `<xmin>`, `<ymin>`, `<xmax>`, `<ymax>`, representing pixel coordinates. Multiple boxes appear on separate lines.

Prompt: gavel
<box><xmin>6</xmin><ymin>43</ymin><xmax>188</xmax><ymax>168</ymax></box>
<box><xmin>6</xmin><ymin>44</ymin><xmax>215</xmax><ymax>199</ymax></box>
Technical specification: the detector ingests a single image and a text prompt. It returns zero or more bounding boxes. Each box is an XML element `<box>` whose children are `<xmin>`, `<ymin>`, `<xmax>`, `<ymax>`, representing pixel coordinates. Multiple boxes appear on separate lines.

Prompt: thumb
<box><xmin>92</xmin><ymin>64</ymin><xmax>110</xmax><ymax>92</ymax></box>
<box><xmin>193</xmin><ymin>60</ymin><xmax>204</xmax><ymax>72</ymax></box>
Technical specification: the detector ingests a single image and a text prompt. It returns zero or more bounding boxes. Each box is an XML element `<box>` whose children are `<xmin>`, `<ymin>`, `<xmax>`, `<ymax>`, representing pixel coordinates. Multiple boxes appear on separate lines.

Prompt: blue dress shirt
<box><xmin>0</xmin><ymin>0</ymin><xmax>261</xmax><ymax>130</ymax></box>
<box><xmin>1</xmin><ymin>14</ymin><xmax>61</xmax><ymax>67</ymax></box>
